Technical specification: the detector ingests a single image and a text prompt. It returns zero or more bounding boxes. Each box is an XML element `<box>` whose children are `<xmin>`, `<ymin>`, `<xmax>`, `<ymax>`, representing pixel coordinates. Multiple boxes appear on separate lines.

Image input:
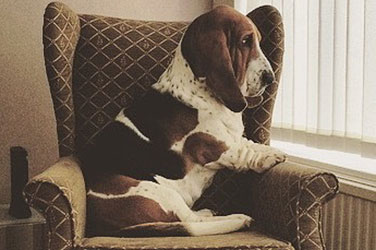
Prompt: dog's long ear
<box><xmin>181</xmin><ymin>13</ymin><xmax>247</xmax><ymax>113</ymax></box>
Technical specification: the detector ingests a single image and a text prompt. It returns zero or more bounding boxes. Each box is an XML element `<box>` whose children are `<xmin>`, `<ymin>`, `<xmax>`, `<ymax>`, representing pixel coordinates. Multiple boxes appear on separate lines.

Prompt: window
<box><xmin>236</xmin><ymin>0</ymin><xmax>376</xmax><ymax>176</ymax></box>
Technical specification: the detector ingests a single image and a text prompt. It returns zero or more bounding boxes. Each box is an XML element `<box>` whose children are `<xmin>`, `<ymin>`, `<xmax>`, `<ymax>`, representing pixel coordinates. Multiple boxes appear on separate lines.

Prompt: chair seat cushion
<box><xmin>77</xmin><ymin>230</ymin><xmax>294</xmax><ymax>250</ymax></box>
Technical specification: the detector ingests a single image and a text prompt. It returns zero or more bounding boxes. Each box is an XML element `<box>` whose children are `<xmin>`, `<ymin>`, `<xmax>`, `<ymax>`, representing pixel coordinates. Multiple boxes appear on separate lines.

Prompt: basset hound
<box><xmin>79</xmin><ymin>5</ymin><xmax>286</xmax><ymax>237</ymax></box>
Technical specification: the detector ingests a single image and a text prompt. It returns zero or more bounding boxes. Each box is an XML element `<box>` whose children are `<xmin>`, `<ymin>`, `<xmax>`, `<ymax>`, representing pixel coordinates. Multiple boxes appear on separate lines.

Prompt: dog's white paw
<box><xmin>227</xmin><ymin>214</ymin><xmax>253</xmax><ymax>228</ymax></box>
<box><xmin>253</xmin><ymin>148</ymin><xmax>287</xmax><ymax>173</ymax></box>
<box><xmin>194</xmin><ymin>209</ymin><xmax>216</xmax><ymax>217</ymax></box>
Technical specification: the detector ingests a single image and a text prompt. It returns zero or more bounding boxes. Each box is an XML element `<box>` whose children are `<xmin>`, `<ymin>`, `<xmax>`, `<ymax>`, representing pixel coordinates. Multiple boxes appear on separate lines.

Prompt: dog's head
<box><xmin>181</xmin><ymin>6</ymin><xmax>274</xmax><ymax>112</ymax></box>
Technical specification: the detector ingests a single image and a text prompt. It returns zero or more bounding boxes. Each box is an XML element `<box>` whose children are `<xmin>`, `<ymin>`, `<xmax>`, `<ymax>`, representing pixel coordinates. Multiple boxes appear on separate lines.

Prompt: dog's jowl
<box><xmin>78</xmin><ymin>5</ymin><xmax>286</xmax><ymax>237</ymax></box>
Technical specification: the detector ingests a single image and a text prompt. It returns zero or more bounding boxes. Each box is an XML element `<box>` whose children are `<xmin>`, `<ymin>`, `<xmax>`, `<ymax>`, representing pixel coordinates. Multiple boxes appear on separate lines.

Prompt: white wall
<box><xmin>0</xmin><ymin>0</ymin><xmax>212</xmax><ymax>204</ymax></box>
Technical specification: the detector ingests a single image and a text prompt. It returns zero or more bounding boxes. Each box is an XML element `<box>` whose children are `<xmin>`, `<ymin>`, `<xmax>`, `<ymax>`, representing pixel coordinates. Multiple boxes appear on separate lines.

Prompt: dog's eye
<box><xmin>241</xmin><ymin>35</ymin><xmax>253</xmax><ymax>46</ymax></box>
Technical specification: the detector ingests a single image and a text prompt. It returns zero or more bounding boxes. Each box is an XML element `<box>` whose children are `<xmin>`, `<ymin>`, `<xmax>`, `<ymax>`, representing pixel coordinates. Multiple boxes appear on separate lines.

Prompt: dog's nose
<box><xmin>262</xmin><ymin>71</ymin><xmax>274</xmax><ymax>85</ymax></box>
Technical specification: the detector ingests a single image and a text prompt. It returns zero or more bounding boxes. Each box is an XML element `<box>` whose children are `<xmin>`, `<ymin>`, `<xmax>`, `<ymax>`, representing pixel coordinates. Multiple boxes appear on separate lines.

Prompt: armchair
<box><xmin>24</xmin><ymin>2</ymin><xmax>338</xmax><ymax>250</ymax></box>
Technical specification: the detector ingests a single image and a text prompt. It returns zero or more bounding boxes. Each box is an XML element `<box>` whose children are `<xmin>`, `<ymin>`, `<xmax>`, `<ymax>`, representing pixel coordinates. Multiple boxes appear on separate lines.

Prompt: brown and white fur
<box><xmin>79</xmin><ymin>6</ymin><xmax>286</xmax><ymax>237</ymax></box>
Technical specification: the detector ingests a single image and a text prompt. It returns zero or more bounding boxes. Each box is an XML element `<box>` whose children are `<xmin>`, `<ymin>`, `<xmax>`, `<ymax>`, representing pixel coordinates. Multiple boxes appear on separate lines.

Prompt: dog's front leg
<box><xmin>205</xmin><ymin>138</ymin><xmax>286</xmax><ymax>173</ymax></box>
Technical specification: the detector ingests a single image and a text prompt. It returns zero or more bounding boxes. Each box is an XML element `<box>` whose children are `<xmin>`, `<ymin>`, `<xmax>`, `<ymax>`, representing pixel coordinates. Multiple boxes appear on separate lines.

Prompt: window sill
<box><xmin>271</xmin><ymin>140</ymin><xmax>376</xmax><ymax>201</ymax></box>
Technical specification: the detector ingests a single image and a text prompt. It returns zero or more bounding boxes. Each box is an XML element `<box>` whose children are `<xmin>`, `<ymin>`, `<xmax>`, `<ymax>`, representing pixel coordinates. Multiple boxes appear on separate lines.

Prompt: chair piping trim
<box><xmin>23</xmin><ymin>179</ymin><xmax>81</xmax><ymax>248</ymax></box>
<box><xmin>294</xmin><ymin>172</ymin><xmax>339</xmax><ymax>250</ymax></box>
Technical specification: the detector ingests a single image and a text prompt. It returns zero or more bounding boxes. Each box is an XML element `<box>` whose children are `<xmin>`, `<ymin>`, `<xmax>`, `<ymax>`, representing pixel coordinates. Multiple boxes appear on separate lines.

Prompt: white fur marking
<box><xmin>153</xmin><ymin>43</ymin><xmax>220</xmax><ymax>111</ymax></box>
<box><xmin>116</xmin><ymin>110</ymin><xmax>150</xmax><ymax>142</ymax></box>
<box><xmin>244</xmin><ymin>41</ymin><xmax>274</xmax><ymax>96</ymax></box>
<box><xmin>88</xmin><ymin>181</ymin><xmax>195</xmax><ymax>221</ymax></box>
<box><xmin>184</xmin><ymin>216</ymin><xmax>252</xmax><ymax>236</ymax></box>
<box><xmin>154</xmin><ymin>165</ymin><xmax>217</xmax><ymax>207</ymax></box>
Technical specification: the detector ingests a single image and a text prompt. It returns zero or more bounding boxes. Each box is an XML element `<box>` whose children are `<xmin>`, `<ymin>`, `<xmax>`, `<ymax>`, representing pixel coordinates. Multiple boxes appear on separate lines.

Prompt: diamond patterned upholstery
<box><xmin>247</xmin><ymin>162</ymin><xmax>339</xmax><ymax>250</ymax></box>
<box><xmin>243</xmin><ymin>6</ymin><xmax>285</xmax><ymax>145</ymax></box>
<box><xmin>25</xmin><ymin>182</ymin><xmax>74</xmax><ymax>249</ymax></box>
<box><xmin>43</xmin><ymin>1</ymin><xmax>80</xmax><ymax>156</ymax></box>
<box><xmin>24</xmin><ymin>2</ymin><xmax>339</xmax><ymax>250</ymax></box>
<box><xmin>72</xmin><ymin>15</ymin><xmax>188</xmax><ymax>152</ymax></box>
<box><xmin>24</xmin><ymin>156</ymin><xmax>86</xmax><ymax>250</ymax></box>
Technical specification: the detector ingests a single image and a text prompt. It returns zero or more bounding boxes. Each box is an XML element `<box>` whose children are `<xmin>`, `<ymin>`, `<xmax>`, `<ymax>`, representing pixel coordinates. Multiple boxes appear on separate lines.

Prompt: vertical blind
<box><xmin>237</xmin><ymin>0</ymin><xmax>376</xmax><ymax>156</ymax></box>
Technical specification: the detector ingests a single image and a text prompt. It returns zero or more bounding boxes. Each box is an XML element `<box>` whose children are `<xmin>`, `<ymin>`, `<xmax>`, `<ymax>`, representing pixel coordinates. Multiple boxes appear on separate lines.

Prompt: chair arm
<box><xmin>247</xmin><ymin>161</ymin><xmax>339</xmax><ymax>250</ymax></box>
<box><xmin>23</xmin><ymin>156</ymin><xmax>86</xmax><ymax>250</ymax></box>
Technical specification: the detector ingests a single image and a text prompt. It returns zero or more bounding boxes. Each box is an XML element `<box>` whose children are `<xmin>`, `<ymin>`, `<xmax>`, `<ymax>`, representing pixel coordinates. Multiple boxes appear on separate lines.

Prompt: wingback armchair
<box><xmin>24</xmin><ymin>2</ymin><xmax>338</xmax><ymax>250</ymax></box>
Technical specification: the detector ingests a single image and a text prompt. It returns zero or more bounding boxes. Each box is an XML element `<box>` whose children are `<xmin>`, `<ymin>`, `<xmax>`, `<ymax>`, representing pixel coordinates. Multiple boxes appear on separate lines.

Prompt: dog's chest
<box><xmin>151</xmin><ymin>45</ymin><xmax>245</xmax><ymax>153</ymax></box>
<box><xmin>171</xmin><ymin>108</ymin><xmax>244</xmax><ymax>154</ymax></box>
<box><xmin>154</xmin><ymin>110</ymin><xmax>244</xmax><ymax>207</ymax></box>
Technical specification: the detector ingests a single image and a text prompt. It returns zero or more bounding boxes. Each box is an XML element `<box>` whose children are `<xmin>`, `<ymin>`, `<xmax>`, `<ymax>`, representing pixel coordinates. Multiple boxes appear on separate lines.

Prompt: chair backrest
<box><xmin>44</xmin><ymin>2</ymin><xmax>188</xmax><ymax>155</ymax></box>
<box><xmin>73</xmin><ymin>15</ymin><xmax>189</xmax><ymax>153</ymax></box>
<box><xmin>43</xmin><ymin>1</ymin><xmax>284</xmax><ymax>215</ymax></box>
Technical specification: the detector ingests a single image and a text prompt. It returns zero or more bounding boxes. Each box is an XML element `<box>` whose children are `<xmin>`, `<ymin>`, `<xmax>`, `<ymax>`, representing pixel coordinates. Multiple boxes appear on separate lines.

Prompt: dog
<box><xmin>78</xmin><ymin>5</ymin><xmax>286</xmax><ymax>237</ymax></box>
